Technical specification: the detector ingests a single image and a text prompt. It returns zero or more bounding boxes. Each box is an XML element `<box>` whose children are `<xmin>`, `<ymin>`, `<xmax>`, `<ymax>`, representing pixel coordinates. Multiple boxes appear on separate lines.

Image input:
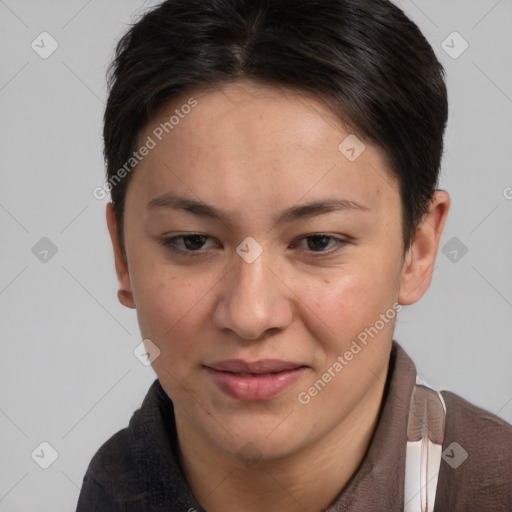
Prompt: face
<box><xmin>108</xmin><ymin>80</ymin><xmax>441</xmax><ymax>462</ymax></box>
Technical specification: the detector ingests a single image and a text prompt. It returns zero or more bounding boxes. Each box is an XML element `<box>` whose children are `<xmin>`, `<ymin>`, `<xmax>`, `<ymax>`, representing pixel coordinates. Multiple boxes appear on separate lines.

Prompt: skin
<box><xmin>106</xmin><ymin>79</ymin><xmax>450</xmax><ymax>511</ymax></box>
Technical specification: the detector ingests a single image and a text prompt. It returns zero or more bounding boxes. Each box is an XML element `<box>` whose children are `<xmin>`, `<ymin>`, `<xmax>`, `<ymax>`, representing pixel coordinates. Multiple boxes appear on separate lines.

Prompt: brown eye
<box><xmin>181</xmin><ymin>234</ymin><xmax>208</xmax><ymax>251</ymax></box>
<box><xmin>294</xmin><ymin>234</ymin><xmax>348</xmax><ymax>257</ymax></box>
<box><xmin>160</xmin><ymin>234</ymin><xmax>218</xmax><ymax>256</ymax></box>
<box><xmin>304</xmin><ymin>235</ymin><xmax>335</xmax><ymax>252</ymax></box>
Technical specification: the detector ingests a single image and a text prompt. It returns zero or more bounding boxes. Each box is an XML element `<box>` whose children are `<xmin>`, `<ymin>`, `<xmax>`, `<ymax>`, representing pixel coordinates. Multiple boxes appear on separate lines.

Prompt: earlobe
<box><xmin>117</xmin><ymin>289</ymin><xmax>136</xmax><ymax>309</ymax></box>
<box><xmin>398</xmin><ymin>190</ymin><xmax>450</xmax><ymax>306</ymax></box>
<box><xmin>106</xmin><ymin>202</ymin><xmax>136</xmax><ymax>309</ymax></box>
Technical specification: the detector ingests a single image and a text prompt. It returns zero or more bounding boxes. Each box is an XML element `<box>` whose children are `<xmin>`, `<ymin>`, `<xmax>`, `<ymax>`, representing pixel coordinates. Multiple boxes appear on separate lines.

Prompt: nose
<box><xmin>212</xmin><ymin>247</ymin><xmax>294</xmax><ymax>341</ymax></box>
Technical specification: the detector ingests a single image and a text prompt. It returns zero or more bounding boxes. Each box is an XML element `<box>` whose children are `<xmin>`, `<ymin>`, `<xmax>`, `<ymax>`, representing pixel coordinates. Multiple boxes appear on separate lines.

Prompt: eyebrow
<box><xmin>145</xmin><ymin>193</ymin><xmax>370</xmax><ymax>226</ymax></box>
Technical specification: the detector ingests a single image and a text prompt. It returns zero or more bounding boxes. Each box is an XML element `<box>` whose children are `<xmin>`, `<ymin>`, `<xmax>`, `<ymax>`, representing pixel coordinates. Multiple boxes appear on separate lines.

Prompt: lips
<box><xmin>207</xmin><ymin>359</ymin><xmax>305</xmax><ymax>374</ymax></box>
<box><xmin>205</xmin><ymin>359</ymin><xmax>308</xmax><ymax>401</ymax></box>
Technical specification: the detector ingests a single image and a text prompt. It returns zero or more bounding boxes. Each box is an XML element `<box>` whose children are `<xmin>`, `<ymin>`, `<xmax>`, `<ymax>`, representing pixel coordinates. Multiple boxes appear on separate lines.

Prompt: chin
<box><xmin>210</xmin><ymin>414</ymin><xmax>309</xmax><ymax>461</ymax></box>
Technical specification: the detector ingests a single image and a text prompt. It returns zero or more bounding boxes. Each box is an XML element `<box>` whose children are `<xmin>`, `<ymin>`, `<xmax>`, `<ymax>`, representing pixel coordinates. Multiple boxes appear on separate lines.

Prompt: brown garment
<box><xmin>76</xmin><ymin>342</ymin><xmax>512</xmax><ymax>511</ymax></box>
<box><xmin>326</xmin><ymin>342</ymin><xmax>512</xmax><ymax>511</ymax></box>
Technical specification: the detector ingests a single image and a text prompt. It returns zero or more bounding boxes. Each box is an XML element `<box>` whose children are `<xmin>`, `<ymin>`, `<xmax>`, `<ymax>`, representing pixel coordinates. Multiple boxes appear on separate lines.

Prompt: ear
<box><xmin>106</xmin><ymin>202</ymin><xmax>136</xmax><ymax>309</ymax></box>
<box><xmin>398</xmin><ymin>190</ymin><xmax>450</xmax><ymax>305</ymax></box>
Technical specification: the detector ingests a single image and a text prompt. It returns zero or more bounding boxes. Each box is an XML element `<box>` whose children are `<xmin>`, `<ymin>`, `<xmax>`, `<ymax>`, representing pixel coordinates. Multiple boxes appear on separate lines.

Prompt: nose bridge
<box><xmin>230</xmin><ymin>248</ymin><xmax>274</xmax><ymax>319</ymax></box>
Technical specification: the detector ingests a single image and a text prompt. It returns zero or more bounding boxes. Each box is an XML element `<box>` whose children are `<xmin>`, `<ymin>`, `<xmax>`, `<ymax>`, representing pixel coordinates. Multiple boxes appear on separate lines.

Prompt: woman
<box><xmin>77</xmin><ymin>0</ymin><xmax>512</xmax><ymax>510</ymax></box>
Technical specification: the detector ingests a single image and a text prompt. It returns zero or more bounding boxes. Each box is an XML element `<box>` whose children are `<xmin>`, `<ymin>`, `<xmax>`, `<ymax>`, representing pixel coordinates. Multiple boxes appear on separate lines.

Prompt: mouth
<box><xmin>204</xmin><ymin>359</ymin><xmax>309</xmax><ymax>401</ymax></box>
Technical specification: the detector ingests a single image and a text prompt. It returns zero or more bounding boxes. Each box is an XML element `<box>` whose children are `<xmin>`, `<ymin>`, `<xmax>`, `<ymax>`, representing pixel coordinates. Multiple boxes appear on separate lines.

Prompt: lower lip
<box><xmin>206</xmin><ymin>367</ymin><xmax>307</xmax><ymax>401</ymax></box>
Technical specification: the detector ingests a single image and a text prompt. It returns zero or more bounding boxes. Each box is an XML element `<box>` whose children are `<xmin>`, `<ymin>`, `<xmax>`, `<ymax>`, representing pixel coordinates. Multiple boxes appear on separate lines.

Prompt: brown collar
<box><xmin>326</xmin><ymin>341</ymin><xmax>417</xmax><ymax>511</ymax></box>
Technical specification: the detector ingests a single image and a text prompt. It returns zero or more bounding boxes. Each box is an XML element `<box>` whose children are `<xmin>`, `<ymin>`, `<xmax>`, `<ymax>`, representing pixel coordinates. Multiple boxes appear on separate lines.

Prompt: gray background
<box><xmin>0</xmin><ymin>0</ymin><xmax>511</xmax><ymax>510</ymax></box>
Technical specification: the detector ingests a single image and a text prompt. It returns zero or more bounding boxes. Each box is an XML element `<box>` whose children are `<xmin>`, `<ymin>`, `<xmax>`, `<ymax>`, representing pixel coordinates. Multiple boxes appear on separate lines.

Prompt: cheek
<box><xmin>133</xmin><ymin>271</ymin><xmax>207</xmax><ymax>395</ymax></box>
<box><xmin>325</xmin><ymin>271</ymin><xmax>393</xmax><ymax>320</ymax></box>
<box><xmin>293</xmin><ymin>259</ymin><xmax>400</xmax><ymax>350</ymax></box>
<box><xmin>130</xmin><ymin>259</ymin><xmax>203</xmax><ymax>347</ymax></box>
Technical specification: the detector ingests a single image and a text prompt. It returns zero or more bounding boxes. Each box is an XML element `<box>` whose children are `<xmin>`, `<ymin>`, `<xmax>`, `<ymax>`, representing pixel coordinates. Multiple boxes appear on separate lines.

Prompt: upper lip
<box><xmin>206</xmin><ymin>359</ymin><xmax>306</xmax><ymax>374</ymax></box>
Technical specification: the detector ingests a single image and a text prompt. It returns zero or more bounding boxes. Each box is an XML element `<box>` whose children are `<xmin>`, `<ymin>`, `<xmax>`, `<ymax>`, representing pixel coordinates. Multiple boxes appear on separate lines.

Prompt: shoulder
<box><xmin>76</xmin><ymin>420</ymin><xmax>155</xmax><ymax>511</ymax></box>
<box><xmin>435</xmin><ymin>390</ymin><xmax>512</xmax><ymax>511</ymax></box>
<box><xmin>441</xmin><ymin>390</ymin><xmax>512</xmax><ymax>464</ymax></box>
<box><xmin>76</xmin><ymin>379</ymin><xmax>167</xmax><ymax>509</ymax></box>
<box><xmin>76</xmin><ymin>426</ymin><xmax>150</xmax><ymax>511</ymax></box>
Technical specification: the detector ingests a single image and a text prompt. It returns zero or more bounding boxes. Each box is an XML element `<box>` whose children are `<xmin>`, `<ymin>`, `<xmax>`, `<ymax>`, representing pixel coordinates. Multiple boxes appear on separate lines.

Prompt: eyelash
<box><xmin>159</xmin><ymin>233</ymin><xmax>348</xmax><ymax>258</ymax></box>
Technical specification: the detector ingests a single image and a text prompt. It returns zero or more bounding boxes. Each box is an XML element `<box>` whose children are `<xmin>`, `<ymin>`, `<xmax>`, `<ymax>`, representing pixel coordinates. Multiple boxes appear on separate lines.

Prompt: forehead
<box><xmin>146</xmin><ymin>80</ymin><xmax>365</xmax><ymax>159</ymax></box>
<box><xmin>128</xmin><ymin>80</ymin><xmax>400</xmax><ymax>221</ymax></box>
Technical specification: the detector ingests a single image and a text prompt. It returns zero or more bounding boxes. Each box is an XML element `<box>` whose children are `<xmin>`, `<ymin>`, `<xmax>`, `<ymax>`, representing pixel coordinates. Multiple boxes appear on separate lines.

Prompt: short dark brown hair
<box><xmin>103</xmin><ymin>0</ymin><xmax>448</xmax><ymax>254</ymax></box>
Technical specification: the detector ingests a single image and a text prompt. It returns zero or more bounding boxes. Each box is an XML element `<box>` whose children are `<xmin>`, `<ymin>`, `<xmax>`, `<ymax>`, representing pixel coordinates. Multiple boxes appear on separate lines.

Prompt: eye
<box><xmin>159</xmin><ymin>234</ymin><xmax>218</xmax><ymax>256</ymax></box>
<box><xmin>159</xmin><ymin>233</ymin><xmax>348</xmax><ymax>258</ymax></box>
<box><xmin>294</xmin><ymin>234</ymin><xmax>347</xmax><ymax>255</ymax></box>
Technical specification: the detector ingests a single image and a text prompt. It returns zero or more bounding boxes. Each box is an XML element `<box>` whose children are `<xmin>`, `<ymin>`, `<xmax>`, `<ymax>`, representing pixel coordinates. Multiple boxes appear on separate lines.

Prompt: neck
<box><xmin>175</xmin><ymin>365</ymin><xmax>388</xmax><ymax>512</ymax></box>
